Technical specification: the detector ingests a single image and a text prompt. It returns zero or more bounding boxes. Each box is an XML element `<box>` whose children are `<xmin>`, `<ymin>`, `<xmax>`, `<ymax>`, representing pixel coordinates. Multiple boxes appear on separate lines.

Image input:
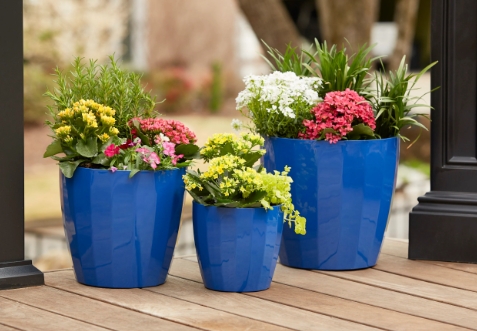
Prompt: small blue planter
<box><xmin>60</xmin><ymin>167</ymin><xmax>186</xmax><ymax>288</ymax></box>
<box><xmin>193</xmin><ymin>202</ymin><xmax>284</xmax><ymax>292</ymax></box>
<box><xmin>263</xmin><ymin>137</ymin><xmax>399</xmax><ymax>270</ymax></box>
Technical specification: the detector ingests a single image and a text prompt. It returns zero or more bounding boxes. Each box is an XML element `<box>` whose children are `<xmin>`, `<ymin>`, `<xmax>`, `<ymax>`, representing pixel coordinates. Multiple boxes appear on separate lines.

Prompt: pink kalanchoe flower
<box><xmin>105</xmin><ymin>144</ymin><xmax>120</xmax><ymax>157</ymax></box>
<box><xmin>110</xmin><ymin>166</ymin><xmax>118</xmax><ymax>173</ymax></box>
<box><xmin>299</xmin><ymin>88</ymin><xmax>375</xmax><ymax>143</ymax></box>
<box><xmin>128</xmin><ymin>118</ymin><xmax>197</xmax><ymax>145</ymax></box>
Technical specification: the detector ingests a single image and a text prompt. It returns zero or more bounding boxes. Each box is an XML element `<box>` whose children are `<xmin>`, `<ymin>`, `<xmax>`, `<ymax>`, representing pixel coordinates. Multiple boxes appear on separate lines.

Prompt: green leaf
<box><xmin>76</xmin><ymin>137</ymin><xmax>98</xmax><ymax>158</ymax></box>
<box><xmin>187</xmin><ymin>189</ymin><xmax>207</xmax><ymax>205</ymax></box>
<box><xmin>92</xmin><ymin>153</ymin><xmax>111</xmax><ymax>166</ymax></box>
<box><xmin>348</xmin><ymin>123</ymin><xmax>375</xmax><ymax>140</ymax></box>
<box><xmin>175</xmin><ymin>161</ymin><xmax>191</xmax><ymax>168</ymax></box>
<box><xmin>132</xmin><ymin>119</ymin><xmax>151</xmax><ymax>146</ymax></box>
<box><xmin>242</xmin><ymin>151</ymin><xmax>263</xmax><ymax>167</ymax></box>
<box><xmin>218</xmin><ymin>142</ymin><xmax>234</xmax><ymax>157</ymax></box>
<box><xmin>175</xmin><ymin>144</ymin><xmax>200</xmax><ymax>159</ymax></box>
<box><xmin>128</xmin><ymin>169</ymin><xmax>140</xmax><ymax>178</ymax></box>
<box><xmin>59</xmin><ymin>160</ymin><xmax>84</xmax><ymax>178</ymax></box>
<box><xmin>43</xmin><ymin>140</ymin><xmax>64</xmax><ymax>158</ymax></box>
<box><xmin>242</xmin><ymin>190</ymin><xmax>267</xmax><ymax>204</ymax></box>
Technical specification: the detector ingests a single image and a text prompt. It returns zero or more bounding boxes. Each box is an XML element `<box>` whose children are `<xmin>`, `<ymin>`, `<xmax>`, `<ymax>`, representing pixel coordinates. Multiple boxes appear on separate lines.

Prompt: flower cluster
<box><xmin>54</xmin><ymin>99</ymin><xmax>119</xmax><ymax>145</ymax></box>
<box><xmin>184</xmin><ymin>133</ymin><xmax>306</xmax><ymax>235</ymax></box>
<box><xmin>300</xmin><ymin>89</ymin><xmax>376</xmax><ymax>143</ymax></box>
<box><xmin>103</xmin><ymin>119</ymin><xmax>196</xmax><ymax>176</ymax></box>
<box><xmin>103</xmin><ymin>138</ymin><xmax>185</xmax><ymax>174</ymax></box>
<box><xmin>200</xmin><ymin>133</ymin><xmax>264</xmax><ymax>162</ymax></box>
<box><xmin>129</xmin><ymin>117</ymin><xmax>197</xmax><ymax>145</ymax></box>
<box><xmin>236</xmin><ymin>71</ymin><xmax>322</xmax><ymax>138</ymax></box>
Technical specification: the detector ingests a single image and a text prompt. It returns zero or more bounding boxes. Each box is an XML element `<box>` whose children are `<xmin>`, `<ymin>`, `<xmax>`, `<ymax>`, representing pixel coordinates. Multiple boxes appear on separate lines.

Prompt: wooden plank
<box><xmin>0</xmin><ymin>296</ymin><xmax>107</xmax><ymax>331</ymax></box>
<box><xmin>318</xmin><ymin>267</ymin><xmax>477</xmax><ymax>310</ymax></box>
<box><xmin>270</xmin><ymin>263</ymin><xmax>477</xmax><ymax>329</ymax></box>
<box><xmin>381</xmin><ymin>238</ymin><xmax>408</xmax><ymax>258</ymax></box>
<box><xmin>382</xmin><ymin>239</ymin><xmax>477</xmax><ymax>274</ymax></box>
<box><xmin>152</xmin><ymin>273</ymin><xmax>379</xmax><ymax>331</ymax></box>
<box><xmin>0</xmin><ymin>285</ymin><xmax>195</xmax><ymax>331</ymax></box>
<box><xmin>169</xmin><ymin>258</ymin><xmax>469</xmax><ymax>331</ymax></box>
<box><xmin>0</xmin><ymin>324</ymin><xmax>22</xmax><ymax>331</ymax></box>
<box><xmin>45</xmin><ymin>270</ymin><xmax>289</xmax><ymax>331</ymax></box>
<box><xmin>375</xmin><ymin>254</ymin><xmax>477</xmax><ymax>293</ymax></box>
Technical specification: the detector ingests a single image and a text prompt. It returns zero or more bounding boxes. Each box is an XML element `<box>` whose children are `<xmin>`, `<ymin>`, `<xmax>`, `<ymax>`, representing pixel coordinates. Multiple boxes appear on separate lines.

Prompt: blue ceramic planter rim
<box><xmin>192</xmin><ymin>200</ymin><xmax>282</xmax><ymax>211</ymax></box>
<box><xmin>264</xmin><ymin>136</ymin><xmax>398</xmax><ymax>145</ymax></box>
<box><xmin>72</xmin><ymin>166</ymin><xmax>185</xmax><ymax>176</ymax></box>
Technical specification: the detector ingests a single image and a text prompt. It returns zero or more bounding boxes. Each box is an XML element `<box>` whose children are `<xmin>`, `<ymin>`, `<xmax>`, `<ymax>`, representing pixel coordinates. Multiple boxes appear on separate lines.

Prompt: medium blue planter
<box><xmin>263</xmin><ymin>137</ymin><xmax>399</xmax><ymax>270</ymax></box>
<box><xmin>60</xmin><ymin>167</ymin><xmax>186</xmax><ymax>288</ymax></box>
<box><xmin>193</xmin><ymin>202</ymin><xmax>284</xmax><ymax>292</ymax></box>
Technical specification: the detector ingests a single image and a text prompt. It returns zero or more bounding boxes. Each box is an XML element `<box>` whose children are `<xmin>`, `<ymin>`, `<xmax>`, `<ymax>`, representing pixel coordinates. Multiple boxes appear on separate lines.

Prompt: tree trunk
<box><xmin>388</xmin><ymin>0</ymin><xmax>420</xmax><ymax>71</ymax></box>
<box><xmin>315</xmin><ymin>0</ymin><xmax>379</xmax><ymax>51</ymax></box>
<box><xmin>238</xmin><ymin>0</ymin><xmax>301</xmax><ymax>55</ymax></box>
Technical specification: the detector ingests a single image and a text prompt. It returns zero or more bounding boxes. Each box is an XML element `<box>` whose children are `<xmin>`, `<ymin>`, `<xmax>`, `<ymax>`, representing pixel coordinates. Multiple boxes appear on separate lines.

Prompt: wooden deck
<box><xmin>1</xmin><ymin>239</ymin><xmax>477</xmax><ymax>331</ymax></box>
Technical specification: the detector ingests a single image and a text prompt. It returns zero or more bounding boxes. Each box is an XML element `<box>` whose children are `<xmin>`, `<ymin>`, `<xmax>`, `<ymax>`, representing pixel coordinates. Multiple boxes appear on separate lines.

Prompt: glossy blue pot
<box><xmin>60</xmin><ymin>167</ymin><xmax>186</xmax><ymax>288</ymax></box>
<box><xmin>193</xmin><ymin>202</ymin><xmax>284</xmax><ymax>292</ymax></box>
<box><xmin>263</xmin><ymin>137</ymin><xmax>399</xmax><ymax>270</ymax></box>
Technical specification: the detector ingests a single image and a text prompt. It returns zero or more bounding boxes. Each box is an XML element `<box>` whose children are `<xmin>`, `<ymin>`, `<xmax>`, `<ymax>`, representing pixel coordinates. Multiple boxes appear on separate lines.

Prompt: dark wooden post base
<box><xmin>409</xmin><ymin>0</ymin><xmax>477</xmax><ymax>263</ymax></box>
<box><xmin>0</xmin><ymin>1</ymin><xmax>44</xmax><ymax>289</ymax></box>
<box><xmin>410</xmin><ymin>192</ymin><xmax>477</xmax><ymax>262</ymax></box>
<box><xmin>0</xmin><ymin>261</ymin><xmax>44</xmax><ymax>290</ymax></box>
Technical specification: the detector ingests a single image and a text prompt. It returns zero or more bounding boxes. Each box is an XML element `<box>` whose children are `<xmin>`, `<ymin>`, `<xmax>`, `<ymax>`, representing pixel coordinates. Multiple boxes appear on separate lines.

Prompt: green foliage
<box><xmin>262</xmin><ymin>41</ymin><xmax>315</xmax><ymax>77</ymax></box>
<box><xmin>366</xmin><ymin>57</ymin><xmax>437</xmax><ymax>142</ymax></box>
<box><xmin>304</xmin><ymin>40</ymin><xmax>377</xmax><ymax>97</ymax></box>
<box><xmin>44</xmin><ymin>55</ymin><xmax>156</xmax><ymax>136</ymax></box>
<box><xmin>209</xmin><ymin>62</ymin><xmax>223</xmax><ymax>113</ymax></box>
<box><xmin>24</xmin><ymin>64</ymin><xmax>56</xmax><ymax>125</ymax></box>
<box><xmin>43</xmin><ymin>99</ymin><xmax>121</xmax><ymax>177</ymax></box>
<box><xmin>183</xmin><ymin>133</ymin><xmax>306</xmax><ymax>235</ymax></box>
<box><xmin>236</xmin><ymin>71</ymin><xmax>322</xmax><ymax>138</ymax></box>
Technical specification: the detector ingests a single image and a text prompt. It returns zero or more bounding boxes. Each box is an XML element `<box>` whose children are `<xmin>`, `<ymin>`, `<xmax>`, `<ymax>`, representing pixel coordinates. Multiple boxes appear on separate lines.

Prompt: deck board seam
<box><xmin>141</xmin><ymin>285</ymin><xmax>297</xmax><ymax>331</ymax></box>
<box><xmin>269</xmin><ymin>278</ymin><xmax>477</xmax><ymax>331</ymax></box>
<box><xmin>372</xmin><ymin>265</ymin><xmax>477</xmax><ymax>294</ymax></box>
<box><xmin>313</xmin><ymin>269</ymin><xmax>477</xmax><ymax>312</ymax></box>
<box><xmin>165</xmin><ymin>275</ymin><xmax>390</xmax><ymax>331</ymax></box>
<box><xmin>43</xmin><ymin>282</ymin><xmax>237</xmax><ymax>331</ymax></box>
<box><xmin>167</xmin><ymin>270</ymin><xmax>394</xmax><ymax>331</ymax></box>
<box><xmin>0</xmin><ymin>322</ymin><xmax>24</xmax><ymax>331</ymax></box>
<box><xmin>173</xmin><ymin>257</ymin><xmax>477</xmax><ymax>330</ymax></box>
<box><xmin>381</xmin><ymin>251</ymin><xmax>477</xmax><ymax>275</ymax></box>
<box><xmin>0</xmin><ymin>295</ymin><xmax>115</xmax><ymax>331</ymax></box>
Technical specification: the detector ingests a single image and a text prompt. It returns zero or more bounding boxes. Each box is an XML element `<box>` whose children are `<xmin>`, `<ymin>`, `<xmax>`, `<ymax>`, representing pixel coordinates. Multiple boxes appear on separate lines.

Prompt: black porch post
<box><xmin>409</xmin><ymin>0</ymin><xmax>477</xmax><ymax>262</ymax></box>
<box><xmin>0</xmin><ymin>1</ymin><xmax>44</xmax><ymax>289</ymax></box>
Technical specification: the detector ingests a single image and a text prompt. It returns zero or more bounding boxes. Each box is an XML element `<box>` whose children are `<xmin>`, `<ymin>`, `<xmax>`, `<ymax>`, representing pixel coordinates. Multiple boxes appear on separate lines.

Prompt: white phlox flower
<box><xmin>236</xmin><ymin>71</ymin><xmax>322</xmax><ymax>119</ymax></box>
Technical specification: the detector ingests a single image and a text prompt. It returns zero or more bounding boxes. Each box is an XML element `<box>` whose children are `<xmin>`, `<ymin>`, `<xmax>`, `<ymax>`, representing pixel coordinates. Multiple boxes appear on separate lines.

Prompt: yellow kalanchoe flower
<box><xmin>55</xmin><ymin>125</ymin><xmax>71</xmax><ymax>137</ymax></box>
<box><xmin>98</xmin><ymin>133</ymin><xmax>110</xmax><ymax>142</ymax></box>
<box><xmin>57</xmin><ymin>108</ymin><xmax>74</xmax><ymax>119</ymax></box>
<box><xmin>82</xmin><ymin>112</ymin><xmax>98</xmax><ymax>128</ymax></box>
<box><xmin>100</xmin><ymin>115</ymin><xmax>116</xmax><ymax>126</ymax></box>
<box><xmin>109</xmin><ymin>127</ymin><xmax>119</xmax><ymax>136</ymax></box>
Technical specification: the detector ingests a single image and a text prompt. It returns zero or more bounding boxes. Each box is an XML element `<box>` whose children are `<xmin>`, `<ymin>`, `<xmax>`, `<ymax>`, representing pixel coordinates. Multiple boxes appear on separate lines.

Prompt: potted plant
<box><xmin>183</xmin><ymin>133</ymin><xmax>305</xmax><ymax>292</ymax></box>
<box><xmin>237</xmin><ymin>41</ymin><xmax>436</xmax><ymax>270</ymax></box>
<box><xmin>43</xmin><ymin>56</ymin><xmax>199</xmax><ymax>288</ymax></box>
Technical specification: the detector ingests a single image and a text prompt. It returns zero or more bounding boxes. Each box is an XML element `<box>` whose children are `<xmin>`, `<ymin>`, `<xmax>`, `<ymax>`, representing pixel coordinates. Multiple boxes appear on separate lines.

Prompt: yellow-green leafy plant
<box><xmin>183</xmin><ymin>133</ymin><xmax>306</xmax><ymax>234</ymax></box>
<box><xmin>44</xmin><ymin>99</ymin><xmax>120</xmax><ymax>177</ymax></box>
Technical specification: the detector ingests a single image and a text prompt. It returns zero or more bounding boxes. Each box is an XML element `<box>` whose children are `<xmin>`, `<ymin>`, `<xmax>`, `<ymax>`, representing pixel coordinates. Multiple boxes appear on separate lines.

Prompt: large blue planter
<box><xmin>193</xmin><ymin>202</ymin><xmax>284</xmax><ymax>292</ymax></box>
<box><xmin>60</xmin><ymin>167</ymin><xmax>186</xmax><ymax>288</ymax></box>
<box><xmin>263</xmin><ymin>137</ymin><xmax>399</xmax><ymax>270</ymax></box>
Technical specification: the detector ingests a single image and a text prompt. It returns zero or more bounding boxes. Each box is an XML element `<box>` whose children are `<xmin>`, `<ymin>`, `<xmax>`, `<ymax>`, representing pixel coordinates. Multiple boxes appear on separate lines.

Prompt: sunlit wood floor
<box><xmin>1</xmin><ymin>238</ymin><xmax>477</xmax><ymax>331</ymax></box>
